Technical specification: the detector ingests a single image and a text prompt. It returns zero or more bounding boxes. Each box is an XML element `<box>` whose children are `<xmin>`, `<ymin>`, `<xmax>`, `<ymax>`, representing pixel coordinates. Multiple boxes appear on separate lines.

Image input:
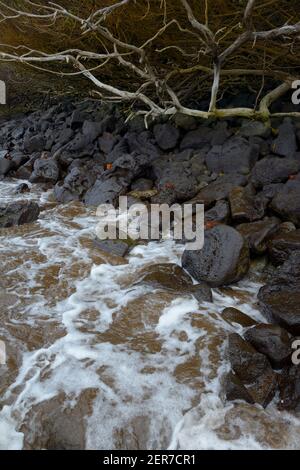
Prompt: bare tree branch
<box><xmin>0</xmin><ymin>0</ymin><xmax>299</xmax><ymax>122</ymax></box>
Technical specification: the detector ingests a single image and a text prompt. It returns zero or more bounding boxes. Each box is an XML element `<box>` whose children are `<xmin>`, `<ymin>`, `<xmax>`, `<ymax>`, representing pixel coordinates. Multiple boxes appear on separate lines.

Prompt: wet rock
<box><xmin>258</xmin><ymin>283</ymin><xmax>300</xmax><ymax>335</ymax></box>
<box><xmin>227</xmin><ymin>333</ymin><xmax>277</xmax><ymax>407</ymax></box>
<box><xmin>84</xmin><ymin>176</ymin><xmax>128</xmax><ymax>206</ymax></box>
<box><xmin>136</xmin><ymin>263</ymin><xmax>212</xmax><ymax>303</ymax></box>
<box><xmin>224</xmin><ymin>372</ymin><xmax>255</xmax><ymax>405</ymax></box>
<box><xmin>0</xmin><ymin>201</ymin><xmax>40</xmax><ymax>228</ymax></box>
<box><xmin>21</xmin><ymin>389</ymin><xmax>97</xmax><ymax>449</ymax></box>
<box><xmin>244</xmin><ymin>324</ymin><xmax>292</xmax><ymax>369</ymax></box>
<box><xmin>206</xmin><ymin>137</ymin><xmax>259</xmax><ymax>175</ymax></box>
<box><xmin>93</xmin><ymin>238</ymin><xmax>130</xmax><ymax>257</ymax></box>
<box><xmin>229</xmin><ymin>186</ymin><xmax>265</xmax><ymax>222</ymax></box>
<box><xmin>268</xmin><ymin>229</ymin><xmax>300</xmax><ymax>264</ymax></box>
<box><xmin>153</xmin><ymin>123</ymin><xmax>180</xmax><ymax>150</ymax></box>
<box><xmin>270</xmin><ymin>251</ymin><xmax>300</xmax><ymax>285</ymax></box>
<box><xmin>188</xmin><ymin>174</ymin><xmax>247</xmax><ymax>208</ymax></box>
<box><xmin>228</xmin><ymin>333</ymin><xmax>271</xmax><ymax>382</ymax></box>
<box><xmin>190</xmin><ymin>283</ymin><xmax>213</xmax><ymax>304</ymax></box>
<box><xmin>182</xmin><ymin>225</ymin><xmax>250</xmax><ymax>287</ymax></box>
<box><xmin>14</xmin><ymin>164</ymin><xmax>32</xmax><ymax>180</ymax></box>
<box><xmin>237</xmin><ymin>217</ymin><xmax>279</xmax><ymax>254</ymax></box>
<box><xmin>222</xmin><ymin>307</ymin><xmax>257</xmax><ymax>328</ymax></box>
<box><xmin>30</xmin><ymin>157</ymin><xmax>60</xmax><ymax>184</ymax></box>
<box><xmin>15</xmin><ymin>183</ymin><xmax>30</xmax><ymax>194</ymax></box>
<box><xmin>205</xmin><ymin>200</ymin><xmax>230</xmax><ymax>224</ymax></box>
<box><xmin>250</xmin><ymin>157</ymin><xmax>300</xmax><ymax>188</ymax></box>
<box><xmin>270</xmin><ymin>180</ymin><xmax>300</xmax><ymax>226</ymax></box>
<box><xmin>272</xmin><ymin>118</ymin><xmax>297</xmax><ymax>158</ymax></box>
<box><xmin>278</xmin><ymin>366</ymin><xmax>300</xmax><ymax>411</ymax></box>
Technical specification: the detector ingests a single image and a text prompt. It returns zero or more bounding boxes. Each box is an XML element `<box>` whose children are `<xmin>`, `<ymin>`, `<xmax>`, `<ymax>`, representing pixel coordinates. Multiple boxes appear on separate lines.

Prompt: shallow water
<box><xmin>0</xmin><ymin>179</ymin><xmax>300</xmax><ymax>450</ymax></box>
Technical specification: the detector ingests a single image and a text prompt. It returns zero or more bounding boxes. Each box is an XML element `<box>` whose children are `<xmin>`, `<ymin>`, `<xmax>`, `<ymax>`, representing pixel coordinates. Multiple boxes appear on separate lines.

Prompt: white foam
<box><xmin>1</xmin><ymin>179</ymin><xmax>300</xmax><ymax>450</ymax></box>
<box><xmin>0</xmin><ymin>406</ymin><xmax>24</xmax><ymax>450</ymax></box>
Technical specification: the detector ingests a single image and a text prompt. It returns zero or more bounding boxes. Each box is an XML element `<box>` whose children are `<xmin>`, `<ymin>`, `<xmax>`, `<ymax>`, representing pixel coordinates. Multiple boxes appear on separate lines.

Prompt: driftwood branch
<box><xmin>0</xmin><ymin>0</ymin><xmax>299</xmax><ymax>121</ymax></box>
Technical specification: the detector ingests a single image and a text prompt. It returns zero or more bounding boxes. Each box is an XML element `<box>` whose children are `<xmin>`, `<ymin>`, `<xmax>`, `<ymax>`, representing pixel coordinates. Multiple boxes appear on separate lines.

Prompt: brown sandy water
<box><xmin>0</xmin><ymin>179</ymin><xmax>300</xmax><ymax>450</ymax></box>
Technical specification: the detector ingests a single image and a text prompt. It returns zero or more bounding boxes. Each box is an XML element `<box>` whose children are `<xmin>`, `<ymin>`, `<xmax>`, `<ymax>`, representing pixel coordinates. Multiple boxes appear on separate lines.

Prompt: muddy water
<box><xmin>0</xmin><ymin>179</ymin><xmax>300</xmax><ymax>450</ymax></box>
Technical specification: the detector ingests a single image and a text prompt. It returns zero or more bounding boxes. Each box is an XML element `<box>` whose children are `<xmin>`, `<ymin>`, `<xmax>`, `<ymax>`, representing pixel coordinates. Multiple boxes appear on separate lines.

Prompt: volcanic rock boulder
<box><xmin>225</xmin><ymin>333</ymin><xmax>277</xmax><ymax>408</ymax></box>
<box><xmin>244</xmin><ymin>324</ymin><xmax>292</xmax><ymax>369</ymax></box>
<box><xmin>222</xmin><ymin>307</ymin><xmax>257</xmax><ymax>328</ymax></box>
<box><xmin>20</xmin><ymin>389</ymin><xmax>97</xmax><ymax>450</ymax></box>
<box><xmin>278</xmin><ymin>366</ymin><xmax>300</xmax><ymax>411</ymax></box>
<box><xmin>0</xmin><ymin>201</ymin><xmax>40</xmax><ymax>228</ymax></box>
<box><xmin>182</xmin><ymin>225</ymin><xmax>250</xmax><ymax>287</ymax></box>
<box><xmin>23</xmin><ymin>134</ymin><xmax>46</xmax><ymax>154</ymax></box>
<box><xmin>136</xmin><ymin>263</ymin><xmax>212</xmax><ymax>303</ymax></box>
<box><xmin>239</xmin><ymin>120</ymin><xmax>271</xmax><ymax>139</ymax></box>
<box><xmin>0</xmin><ymin>151</ymin><xmax>13</xmax><ymax>176</ymax></box>
<box><xmin>229</xmin><ymin>186</ymin><xmax>265</xmax><ymax>222</ymax></box>
<box><xmin>125</xmin><ymin>131</ymin><xmax>160</xmax><ymax>160</ymax></box>
<box><xmin>180</xmin><ymin>127</ymin><xmax>212</xmax><ymax>150</ymax></box>
<box><xmin>205</xmin><ymin>137</ymin><xmax>259</xmax><ymax>175</ymax></box>
<box><xmin>272</xmin><ymin>118</ymin><xmax>297</xmax><ymax>158</ymax></box>
<box><xmin>258</xmin><ymin>283</ymin><xmax>300</xmax><ymax>335</ymax></box>
<box><xmin>153</xmin><ymin>123</ymin><xmax>180</xmax><ymax>151</ymax></box>
<box><xmin>224</xmin><ymin>372</ymin><xmax>255</xmax><ymax>405</ymax></box>
<box><xmin>270</xmin><ymin>180</ymin><xmax>300</xmax><ymax>226</ymax></box>
<box><xmin>93</xmin><ymin>239</ymin><xmax>130</xmax><ymax>258</ymax></box>
<box><xmin>268</xmin><ymin>229</ymin><xmax>300</xmax><ymax>264</ymax></box>
<box><xmin>237</xmin><ymin>218</ymin><xmax>279</xmax><ymax>254</ymax></box>
<box><xmin>54</xmin><ymin>167</ymin><xmax>96</xmax><ymax>203</ymax></box>
<box><xmin>30</xmin><ymin>158</ymin><xmax>60</xmax><ymax>184</ymax></box>
<box><xmin>205</xmin><ymin>200</ymin><xmax>230</xmax><ymax>225</ymax></box>
<box><xmin>84</xmin><ymin>175</ymin><xmax>128</xmax><ymax>206</ymax></box>
<box><xmin>270</xmin><ymin>251</ymin><xmax>300</xmax><ymax>285</ymax></box>
<box><xmin>250</xmin><ymin>157</ymin><xmax>299</xmax><ymax>188</ymax></box>
<box><xmin>189</xmin><ymin>174</ymin><xmax>247</xmax><ymax>208</ymax></box>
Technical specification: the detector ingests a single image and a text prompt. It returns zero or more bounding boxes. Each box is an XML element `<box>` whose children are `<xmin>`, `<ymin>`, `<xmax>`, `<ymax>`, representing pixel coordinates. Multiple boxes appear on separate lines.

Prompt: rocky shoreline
<box><xmin>1</xmin><ymin>99</ymin><xmax>300</xmax><ymax>415</ymax></box>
